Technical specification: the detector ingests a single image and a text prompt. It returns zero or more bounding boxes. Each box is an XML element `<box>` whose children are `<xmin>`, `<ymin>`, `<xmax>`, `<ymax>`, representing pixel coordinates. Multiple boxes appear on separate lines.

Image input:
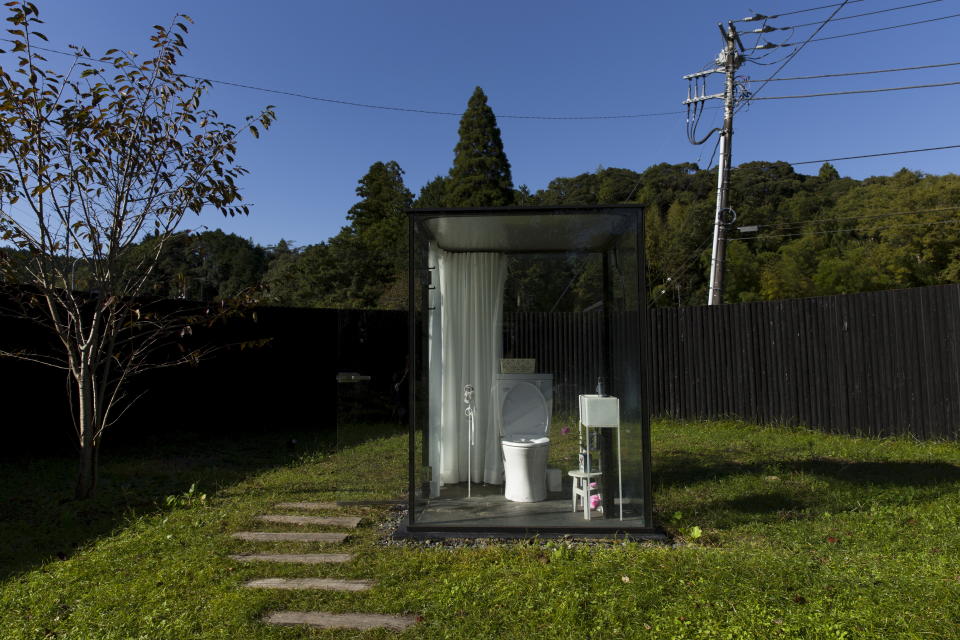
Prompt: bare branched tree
<box><xmin>0</xmin><ymin>3</ymin><xmax>275</xmax><ymax>498</ymax></box>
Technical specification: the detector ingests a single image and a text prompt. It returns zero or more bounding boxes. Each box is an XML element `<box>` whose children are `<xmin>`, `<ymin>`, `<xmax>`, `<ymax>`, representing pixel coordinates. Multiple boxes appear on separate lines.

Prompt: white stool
<box><xmin>568</xmin><ymin>470</ymin><xmax>602</xmax><ymax>520</ymax></box>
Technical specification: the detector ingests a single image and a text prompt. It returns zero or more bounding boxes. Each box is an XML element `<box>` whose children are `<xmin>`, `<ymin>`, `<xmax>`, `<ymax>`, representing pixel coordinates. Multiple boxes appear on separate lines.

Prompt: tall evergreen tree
<box><xmin>414</xmin><ymin>175</ymin><xmax>450</xmax><ymax>208</ymax></box>
<box><xmin>346</xmin><ymin>161</ymin><xmax>414</xmax><ymax>232</ymax></box>
<box><xmin>446</xmin><ymin>87</ymin><xmax>514</xmax><ymax>207</ymax></box>
<box><xmin>349</xmin><ymin>160</ymin><xmax>414</xmax><ymax>290</ymax></box>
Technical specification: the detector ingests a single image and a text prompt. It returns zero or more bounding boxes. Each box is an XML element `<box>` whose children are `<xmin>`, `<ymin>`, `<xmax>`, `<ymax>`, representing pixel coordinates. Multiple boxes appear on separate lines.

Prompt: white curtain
<box><xmin>433</xmin><ymin>250</ymin><xmax>507</xmax><ymax>485</ymax></box>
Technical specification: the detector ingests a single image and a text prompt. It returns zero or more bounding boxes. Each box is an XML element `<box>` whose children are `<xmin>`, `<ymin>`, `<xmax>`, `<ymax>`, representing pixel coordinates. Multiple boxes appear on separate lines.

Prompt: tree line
<box><xmin>7</xmin><ymin>86</ymin><xmax>959</xmax><ymax>311</ymax></box>
<box><xmin>104</xmin><ymin>165</ymin><xmax>959</xmax><ymax>310</ymax></box>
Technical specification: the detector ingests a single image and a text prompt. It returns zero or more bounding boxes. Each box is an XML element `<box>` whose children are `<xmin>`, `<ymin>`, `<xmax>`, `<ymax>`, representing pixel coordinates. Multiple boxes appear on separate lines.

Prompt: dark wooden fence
<box><xmin>508</xmin><ymin>284</ymin><xmax>960</xmax><ymax>439</ymax></box>
<box><xmin>6</xmin><ymin>284</ymin><xmax>960</xmax><ymax>452</ymax></box>
<box><xmin>0</xmin><ymin>302</ymin><xmax>407</xmax><ymax>456</ymax></box>
<box><xmin>504</xmin><ymin>312</ymin><xmax>604</xmax><ymax>416</ymax></box>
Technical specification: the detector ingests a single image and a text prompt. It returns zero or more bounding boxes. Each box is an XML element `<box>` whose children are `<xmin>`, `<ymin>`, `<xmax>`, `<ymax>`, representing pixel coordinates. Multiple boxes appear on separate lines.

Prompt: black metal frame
<box><xmin>406</xmin><ymin>205</ymin><xmax>655</xmax><ymax>537</ymax></box>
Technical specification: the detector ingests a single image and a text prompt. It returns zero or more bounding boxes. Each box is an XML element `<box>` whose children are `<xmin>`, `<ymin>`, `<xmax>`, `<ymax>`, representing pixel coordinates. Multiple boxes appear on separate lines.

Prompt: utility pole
<box><xmin>683</xmin><ymin>22</ymin><xmax>744</xmax><ymax>305</ymax></box>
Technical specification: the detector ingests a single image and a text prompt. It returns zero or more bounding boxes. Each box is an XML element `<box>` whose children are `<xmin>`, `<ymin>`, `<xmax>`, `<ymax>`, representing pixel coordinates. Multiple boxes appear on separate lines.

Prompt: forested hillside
<box><xmin>532</xmin><ymin>160</ymin><xmax>960</xmax><ymax>306</ymax></box>
<box><xmin>4</xmin><ymin>86</ymin><xmax>957</xmax><ymax>309</ymax></box>
<box><xmin>6</xmin><ymin>160</ymin><xmax>957</xmax><ymax>310</ymax></box>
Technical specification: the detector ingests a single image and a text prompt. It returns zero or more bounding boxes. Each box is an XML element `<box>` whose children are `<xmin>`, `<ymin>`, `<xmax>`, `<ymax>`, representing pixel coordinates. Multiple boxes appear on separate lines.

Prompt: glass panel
<box><xmin>409</xmin><ymin>218</ymin><xmax>432</xmax><ymax>523</ymax></box>
<box><xmin>605</xmin><ymin>219</ymin><xmax>649</xmax><ymax>526</ymax></box>
<box><xmin>408</xmin><ymin>208</ymin><xmax>650</xmax><ymax>533</ymax></box>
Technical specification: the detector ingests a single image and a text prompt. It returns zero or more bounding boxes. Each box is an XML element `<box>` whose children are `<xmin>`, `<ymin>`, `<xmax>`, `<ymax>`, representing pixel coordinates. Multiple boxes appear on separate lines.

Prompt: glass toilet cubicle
<box><xmin>404</xmin><ymin>205</ymin><xmax>654</xmax><ymax>537</ymax></box>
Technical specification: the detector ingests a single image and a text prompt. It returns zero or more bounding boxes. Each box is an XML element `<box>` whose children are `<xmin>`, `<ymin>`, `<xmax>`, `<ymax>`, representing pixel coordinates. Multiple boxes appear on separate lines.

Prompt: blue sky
<box><xmin>26</xmin><ymin>1</ymin><xmax>960</xmax><ymax>247</ymax></box>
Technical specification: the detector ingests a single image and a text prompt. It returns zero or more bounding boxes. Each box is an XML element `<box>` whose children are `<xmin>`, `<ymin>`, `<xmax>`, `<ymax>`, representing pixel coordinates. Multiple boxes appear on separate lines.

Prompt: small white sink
<box><xmin>578</xmin><ymin>395</ymin><xmax>620</xmax><ymax>428</ymax></box>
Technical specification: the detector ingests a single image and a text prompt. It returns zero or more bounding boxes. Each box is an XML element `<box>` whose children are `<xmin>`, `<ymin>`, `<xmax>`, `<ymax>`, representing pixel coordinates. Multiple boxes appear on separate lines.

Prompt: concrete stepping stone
<box><xmin>229</xmin><ymin>553</ymin><xmax>352</xmax><ymax>564</ymax></box>
<box><xmin>231</xmin><ymin>531</ymin><xmax>347</xmax><ymax>543</ymax></box>
<box><xmin>263</xmin><ymin>611</ymin><xmax>418</xmax><ymax>631</ymax></box>
<box><xmin>275</xmin><ymin>501</ymin><xmax>339</xmax><ymax>510</ymax></box>
<box><xmin>245</xmin><ymin>577</ymin><xmax>374</xmax><ymax>591</ymax></box>
<box><xmin>257</xmin><ymin>514</ymin><xmax>361</xmax><ymax>528</ymax></box>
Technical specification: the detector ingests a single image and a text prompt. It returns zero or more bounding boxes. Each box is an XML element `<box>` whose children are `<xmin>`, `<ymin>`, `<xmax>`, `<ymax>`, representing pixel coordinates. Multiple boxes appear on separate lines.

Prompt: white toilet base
<box><xmin>502</xmin><ymin>441</ymin><xmax>549</xmax><ymax>502</ymax></box>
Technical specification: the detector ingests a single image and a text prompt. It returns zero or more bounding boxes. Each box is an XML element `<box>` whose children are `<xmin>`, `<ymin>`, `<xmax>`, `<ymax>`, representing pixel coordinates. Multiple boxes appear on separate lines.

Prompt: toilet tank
<box><xmin>495</xmin><ymin>373</ymin><xmax>553</xmax><ymax>415</ymax></box>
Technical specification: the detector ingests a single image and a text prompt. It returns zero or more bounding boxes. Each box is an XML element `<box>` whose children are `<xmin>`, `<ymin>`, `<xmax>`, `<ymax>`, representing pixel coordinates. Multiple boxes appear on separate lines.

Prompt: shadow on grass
<box><xmin>0</xmin><ymin>428</ymin><xmax>335</xmax><ymax>582</ymax></box>
<box><xmin>653</xmin><ymin>454</ymin><xmax>960</xmax><ymax>527</ymax></box>
<box><xmin>720</xmin><ymin>491</ymin><xmax>808</xmax><ymax>514</ymax></box>
<box><xmin>655</xmin><ymin>454</ymin><xmax>960</xmax><ymax>490</ymax></box>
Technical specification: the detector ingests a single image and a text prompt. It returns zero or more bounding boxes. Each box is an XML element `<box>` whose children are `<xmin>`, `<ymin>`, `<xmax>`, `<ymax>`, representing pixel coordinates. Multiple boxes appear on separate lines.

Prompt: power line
<box><xmin>750</xmin><ymin>60</ymin><xmax>960</xmax><ymax>82</ymax></box>
<box><xmin>779</xmin><ymin>11</ymin><xmax>960</xmax><ymax>45</ymax></box>
<box><xmin>6</xmin><ymin>39</ymin><xmax>686</xmax><ymax>122</ymax></box>
<box><xmin>772</xmin><ymin>0</ymin><xmax>945</xmax><ymax>30</ymax></box>
<box><xmin>734</xmin><ymin>0</ymin><xmax>867</xmax><ymax>23</ymax></box>
<box><xmin>787</xmin><ymin>143</ymin><xmax>960</xmax><ymax>166</ymax></box>
<box><xmin>702</xmin><ymin>134</ymin><xmax>721</xmax><ymax>169</ymax></box>
<box><xmin>744</xmin><ymin>18</ymin><xmax>796</xmax><ymax>66</ymax></box>
<box><xmin>749</xmin><ymin>79</ymin><xmax>960</xmax><ymax>101</ymax></box>
<box><xmin>186</xmin><ymin>75</ymin><xmax>687</xmax><ymax>120</ymax></box>
<box><xmin>744</xmin><ymin>0</ymin><xmax>851</xmax><ymax>105</ymax></box>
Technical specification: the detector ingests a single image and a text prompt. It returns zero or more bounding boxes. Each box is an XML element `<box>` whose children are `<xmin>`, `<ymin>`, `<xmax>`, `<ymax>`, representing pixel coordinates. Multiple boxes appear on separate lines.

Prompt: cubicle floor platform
<box><xmin>411</xmin><ymin>482</ymin><xmax>648</xmax><ymax>531</ymax></box>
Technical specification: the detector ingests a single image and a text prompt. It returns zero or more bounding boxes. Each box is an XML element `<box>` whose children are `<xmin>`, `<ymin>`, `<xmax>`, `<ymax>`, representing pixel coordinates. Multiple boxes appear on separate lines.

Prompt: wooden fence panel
<box><xmin>505</xmin><ymin>284</ymin><xmax>960</xmax><ymax>439</ymax></box>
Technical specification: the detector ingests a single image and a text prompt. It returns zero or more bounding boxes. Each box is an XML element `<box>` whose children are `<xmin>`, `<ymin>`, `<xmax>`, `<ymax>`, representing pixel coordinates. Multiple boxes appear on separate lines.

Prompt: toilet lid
<box><xmin>501</xmin><ymin>381</ymin><xmax>549</xmax><ymax>439</ymax></box>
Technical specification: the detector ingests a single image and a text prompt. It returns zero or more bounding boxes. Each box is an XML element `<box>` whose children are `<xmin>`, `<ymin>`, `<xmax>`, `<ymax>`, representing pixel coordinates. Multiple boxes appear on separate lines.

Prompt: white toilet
<box><xmin>497</xmin><ymin>374</ymin><xmax>553</xmax><ymax>502</ymax></box>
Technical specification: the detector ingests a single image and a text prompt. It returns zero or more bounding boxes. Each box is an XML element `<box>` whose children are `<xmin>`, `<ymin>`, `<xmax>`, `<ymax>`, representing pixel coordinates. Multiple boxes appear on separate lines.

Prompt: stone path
<box><xmin>274</xmin><ymin>501</ymin><xmax>339</xmax><ymax>510</ymax></box>
<box><xmin>231</xmin><ymin>531</ymin><xmax>348</xmax><ymax>543</ymax></box>
<box><xmin>244</xmin><ymin>577</ymin><xmax>374</xmax><ymax>592</ymax></box>
<box><xmin>256</xmin><ymin>514</ymin><xmax>362</xmax><ymax>528</ymax></box>
<box><xmin>228</xmin><ymin>501</ymin><xmax>418</xmax><ymax>632</ymax></box>
<box><xmin>263</xmin><ymin>611</ymin><xmax>418</xmax><ymax>631</ymax></box>
<box><xmin>229</xmin><ymin>553</ymin><xmax>352</xmax><ymax>564</ymax></box>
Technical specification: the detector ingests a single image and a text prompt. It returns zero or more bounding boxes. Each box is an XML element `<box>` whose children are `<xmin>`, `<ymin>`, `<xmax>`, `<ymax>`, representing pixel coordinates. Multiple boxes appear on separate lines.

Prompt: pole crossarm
<box><xmin>682</xmin><ymin>93</ymin><xmax>725</xmax><ymax>104</ymax></box>
<box><xmin>682</xmin><ymin>68</ymin><xmax>723</xmax><ymax>80</ymax></box>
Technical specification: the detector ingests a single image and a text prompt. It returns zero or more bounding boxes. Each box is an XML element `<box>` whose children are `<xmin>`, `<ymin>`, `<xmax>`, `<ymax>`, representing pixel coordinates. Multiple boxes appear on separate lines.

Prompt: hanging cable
<box><xmin>748</xmin><ymin>79</ymin><xmax>960</xmax><ymax>101</ymax></box>
<box><xmin>763</xmin><ymin>0</ymin><xmax>945</xmax><ymax>31</ymax></box>
<box><xmin>2</xmin><ymin>39</ymin><xmax>686</xmax><ymax>121</ymax></box>
<box><xmin>744</xmin><ymin>18</ymin><xmax>793</xmax><ymax>65</ymax></box>
<box><xmin>751</xmin><ymin>60</ymin><xmax>960</xmax><ymax>82</ymax></box>
<box><xmin>740</xmin><ymin>0</ymin><xmax>851</xmax><ymax>108</ymax></box>
<box><xmin>704</xmin><ymin>136</ymin><xmax>722</xmax><ymax>169</ymax></box>
<box><xmin>734</xmin><ymin>0</ymin><xmax>866</xmax><ymax>23</ymax></box>
<box><xmin>685</xmin><ymin>71</ymin><xmax>724</xmax><ymax>145</ymax></box>
<box><xmin>777</xmin><ymin>11</ymin><xmax>960</xmax><ymax>46</ymax></box>
<box><xmin>787</xmin><ymin>143</ymin><xmax>960</xmax><ymax>165</ymax></box>
<box><xmin>697</xmin><ymin>119</ymin><xmax>722</xmax><ymax>166</ymax></box>
<box><xmin>745</xmin><ymin>38</ymin><xmax>797</xmax><ymax>66</ymax></box>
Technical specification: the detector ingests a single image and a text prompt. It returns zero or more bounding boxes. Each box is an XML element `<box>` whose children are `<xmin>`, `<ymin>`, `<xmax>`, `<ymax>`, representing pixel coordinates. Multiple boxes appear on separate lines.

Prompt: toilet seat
<box><xmin>500</xmin><ymin>381</ymin><xmax>550</xmax><ymax>441</ymax></box>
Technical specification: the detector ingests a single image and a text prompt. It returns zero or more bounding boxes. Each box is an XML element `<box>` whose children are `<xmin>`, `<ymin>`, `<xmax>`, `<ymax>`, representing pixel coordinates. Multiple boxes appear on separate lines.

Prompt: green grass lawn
<box><xmin>2</xmin><ymin>419</ymin><xmax>959</xmax><ymax>639</ymax></box>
